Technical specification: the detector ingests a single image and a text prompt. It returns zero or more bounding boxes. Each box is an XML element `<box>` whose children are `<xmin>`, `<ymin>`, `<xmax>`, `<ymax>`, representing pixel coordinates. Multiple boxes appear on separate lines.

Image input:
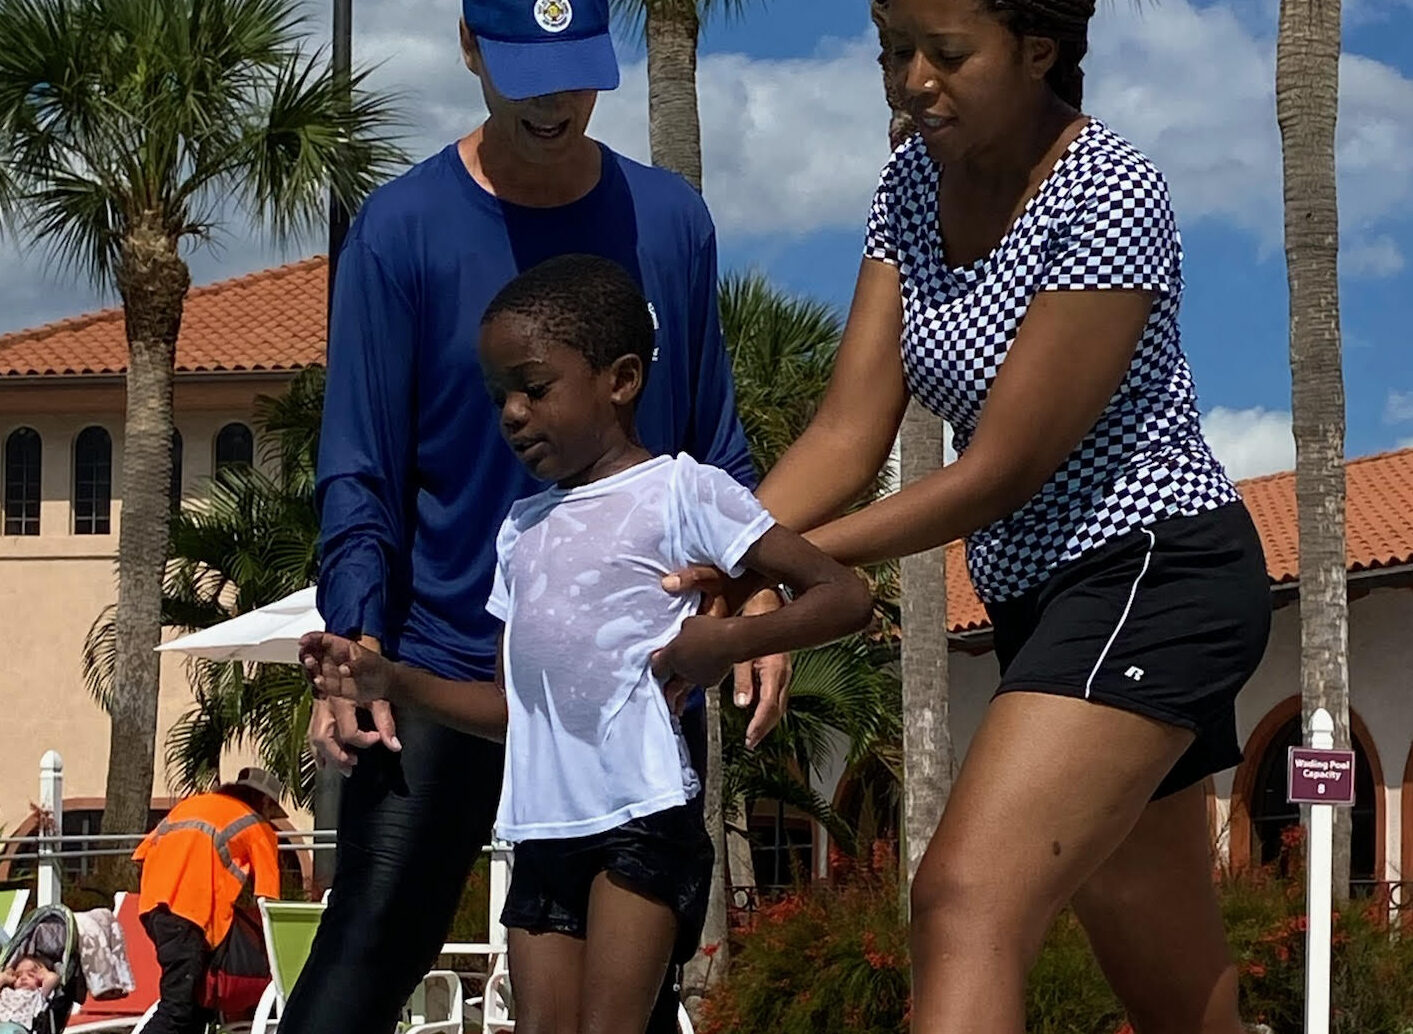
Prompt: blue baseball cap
<box><xmin>463</xmin><ymin>0</ymin><xmax>620</xmax><ymax>101</ymax></box>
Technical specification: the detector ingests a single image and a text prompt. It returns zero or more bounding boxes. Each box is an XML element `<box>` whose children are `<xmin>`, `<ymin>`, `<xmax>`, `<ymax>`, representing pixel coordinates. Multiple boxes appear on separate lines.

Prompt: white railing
<box><xmin>4</xmin><ymin>750</ymin><xmax>511</xmax><ymax>951</ymax></box>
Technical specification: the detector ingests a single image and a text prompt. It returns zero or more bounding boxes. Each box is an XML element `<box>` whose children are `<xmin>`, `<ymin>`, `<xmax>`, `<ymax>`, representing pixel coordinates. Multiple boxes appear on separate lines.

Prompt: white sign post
<box><xmin>1296</xmin><ymin>707</ymin><xmax>1343</xmax><ymax>1034</ymax></box>
<box><xmin>37</xmin><ymin>750</ymin><xmax>63</xmax><ymax>908</ymax></box>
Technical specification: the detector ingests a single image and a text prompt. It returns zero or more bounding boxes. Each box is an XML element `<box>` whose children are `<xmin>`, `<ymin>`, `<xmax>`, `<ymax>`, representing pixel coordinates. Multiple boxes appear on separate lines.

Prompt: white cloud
<box><xmin>1385</xmin><ymin>390</ymin><xmax>1413</xmax><ymax>424</ymax></box>
<box><xmin>4</xmin><ymin>0</ymin><xmax>1413</xmax><ymax>335</ymax></box>
<box><xmin>1088</xmin><ymin>3</ymin><xmax>1413</xmax><ymax>252</ymax></box>
<box><xmin>1343</xmin><ymin>235</ymin><xmax>1406</xmax><ymax>278</ymax></box>
<box><xmin>1202</xmin><ymin>406</ymin><xmax>1296</xmax><ymax>480</ymax></box>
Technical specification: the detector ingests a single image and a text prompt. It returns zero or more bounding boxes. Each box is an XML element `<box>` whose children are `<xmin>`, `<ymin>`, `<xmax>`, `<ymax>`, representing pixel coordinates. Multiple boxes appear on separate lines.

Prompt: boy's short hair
<box><xmin>482</xmin><ymin>255</ymin><xmax>656</xmax><ymax>385</ymax></box>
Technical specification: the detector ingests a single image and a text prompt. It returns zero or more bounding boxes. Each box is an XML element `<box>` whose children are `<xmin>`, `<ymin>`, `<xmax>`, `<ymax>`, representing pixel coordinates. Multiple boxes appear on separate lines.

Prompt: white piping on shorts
<box><xmin>1084</xmin><ymin>528</ymin><xmax>1157</xmax><ymax>699</ymax></box>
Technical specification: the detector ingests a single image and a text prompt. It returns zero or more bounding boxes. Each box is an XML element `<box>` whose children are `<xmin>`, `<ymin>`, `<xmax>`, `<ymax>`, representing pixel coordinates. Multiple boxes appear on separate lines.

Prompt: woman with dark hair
<box><xmin>660</xmin><ymin>0</ymin><xmax>1270</xmax><ymax>1029</ymax></box>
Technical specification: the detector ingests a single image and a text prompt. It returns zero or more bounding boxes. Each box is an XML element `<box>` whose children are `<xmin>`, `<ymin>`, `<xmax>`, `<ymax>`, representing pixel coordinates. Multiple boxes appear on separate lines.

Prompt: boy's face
<box><xmin>480</xmin><ymin>313</ymin><xmax>641</xmax><ymax>487</ymax></box>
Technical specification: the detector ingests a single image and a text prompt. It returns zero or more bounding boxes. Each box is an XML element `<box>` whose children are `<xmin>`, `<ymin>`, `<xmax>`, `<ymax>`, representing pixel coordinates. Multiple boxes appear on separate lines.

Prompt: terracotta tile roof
<box><xmin>945</xmin><ymin>448</ymin><xmax>1413</xmax><ymax>634</ymax></box>
<box><xmin>0</xmin><ymin>257</ymin><xmax>328</xmax><ymax>378</ymax></box>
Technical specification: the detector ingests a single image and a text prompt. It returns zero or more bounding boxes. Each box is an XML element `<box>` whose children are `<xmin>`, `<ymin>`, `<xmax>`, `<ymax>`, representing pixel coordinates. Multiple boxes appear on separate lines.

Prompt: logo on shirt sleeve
<box><xmin>534</xmin><ymin>0</ymin><xmax>573</xmax><ymax>32</ymax></box>
<box><xmin>646</xmin><ymin>301</ymin><xmax>660</xmax><ymax>362</ymax></box>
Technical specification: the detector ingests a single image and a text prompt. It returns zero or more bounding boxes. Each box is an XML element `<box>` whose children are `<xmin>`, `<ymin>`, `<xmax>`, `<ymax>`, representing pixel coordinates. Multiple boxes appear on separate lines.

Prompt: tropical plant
<box><xmin>0</xmin><ymin>0</ymin><xmax>403</xmax><ymax>856</ymax></box>
<box><xmin>1276</xmin><ymin>0</ymin><xmax>1352</xmax><ymax>896</ymax></box>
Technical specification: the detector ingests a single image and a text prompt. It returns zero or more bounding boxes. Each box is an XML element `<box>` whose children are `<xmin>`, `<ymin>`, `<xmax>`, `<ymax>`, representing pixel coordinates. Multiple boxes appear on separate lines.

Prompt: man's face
<box><xmin>461</xmin><ymin>25</ymin><xmax>599</xmax><ymax>165</ymax></box>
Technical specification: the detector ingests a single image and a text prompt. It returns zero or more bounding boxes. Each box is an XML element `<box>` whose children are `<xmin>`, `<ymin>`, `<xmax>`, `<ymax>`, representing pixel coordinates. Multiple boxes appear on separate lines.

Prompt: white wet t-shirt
<box><xmin>486</xmin><ymin>453</ymin><xmax>775</xmax><ymax>842</ymax></box>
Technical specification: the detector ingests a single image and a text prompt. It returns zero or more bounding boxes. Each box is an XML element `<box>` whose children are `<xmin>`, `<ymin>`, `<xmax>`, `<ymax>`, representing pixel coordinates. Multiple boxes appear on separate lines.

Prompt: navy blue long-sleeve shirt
<box><xmin>316</xmin><ymin>142</ymin><xmax>755</xmax><ymax>681</ymax></box>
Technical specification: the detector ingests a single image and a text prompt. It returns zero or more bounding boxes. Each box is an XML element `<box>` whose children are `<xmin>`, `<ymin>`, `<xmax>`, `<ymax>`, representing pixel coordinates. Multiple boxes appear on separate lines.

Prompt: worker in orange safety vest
<box><xmin>132</xmin><ymin>767</ymin><xmax>284</xmax><ymax>1034</ymax></box>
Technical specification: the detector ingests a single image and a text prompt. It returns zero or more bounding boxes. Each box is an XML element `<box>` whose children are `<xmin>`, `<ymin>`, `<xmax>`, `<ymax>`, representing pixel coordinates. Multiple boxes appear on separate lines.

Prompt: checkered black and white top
<box><xmin>865</xmin><ymin>119</ymin><xmax>1238</xmax><ymax>603</ymax></box>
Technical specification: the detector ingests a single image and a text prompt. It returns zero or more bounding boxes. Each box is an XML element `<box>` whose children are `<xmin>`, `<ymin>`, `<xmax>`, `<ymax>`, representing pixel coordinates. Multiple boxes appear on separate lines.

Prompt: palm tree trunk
<box><xmin>645</xmin><ymin>0</ymin><xmax>712</xmax><ymax>1001</ymax></box>
<box><xmin>645</xmin><ymin>1</ymin><xmax>703</xmax><ymax>191</ymax></box>
<box><xmin>1276</xmin><ymin>0</ymin><xmax>1351</xmax><ymax>899</ymax></box>
<box><xmin>897</xmin><ymin>402</ymin><xmax>953</xmax><ymax>903</ymax></box>
<box><xmin>725</xmin><ymin>797</ymin><xmax>756</xmax><ymax>904</ymax></box>
<box><xmin>102</xmin><ymin>220</ymin><xmax>189</xmax><ymax>883</ymax></box>
<box><xmin>869</xmin><ymin>0</ymin><xmax>953</xmax><ymax>906</ymax></box>
<box><xmin>682</xmin><ymin>686</ymin><xmax>727</xmax><ymax>1017</ymax></box>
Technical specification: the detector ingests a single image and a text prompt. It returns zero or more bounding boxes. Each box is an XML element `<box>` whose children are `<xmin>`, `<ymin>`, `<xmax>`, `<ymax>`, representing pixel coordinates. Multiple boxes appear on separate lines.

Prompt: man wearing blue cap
<box><xmin>282</xmin><ymin>1</ymin><xmax>788</xmax><ymax>1032</ymax></box>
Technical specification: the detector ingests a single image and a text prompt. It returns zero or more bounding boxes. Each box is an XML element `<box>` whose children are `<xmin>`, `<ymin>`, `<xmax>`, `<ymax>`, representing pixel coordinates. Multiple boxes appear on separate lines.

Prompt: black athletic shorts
<box><xmin>502</xmin><ymin>802</ymin><xmax>714</xmax><ymax>965</ymax></box>
<box><xmin>986</xmin><ymin>501</ymin><xmax>1271</xmax><ymax>799</ymax></box>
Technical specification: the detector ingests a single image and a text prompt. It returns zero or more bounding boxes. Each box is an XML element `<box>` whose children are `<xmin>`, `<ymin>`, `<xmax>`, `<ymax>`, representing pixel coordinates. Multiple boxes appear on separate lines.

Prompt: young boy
<box><xmin>300</xmin><ymin>254</ymin><xmax>873</xmax><ymax>1034</ymax></box>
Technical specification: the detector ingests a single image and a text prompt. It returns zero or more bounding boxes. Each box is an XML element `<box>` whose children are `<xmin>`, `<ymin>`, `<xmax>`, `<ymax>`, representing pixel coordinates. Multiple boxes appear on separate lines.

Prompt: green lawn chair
<box><xmin>1</xmin><ymin>888</ymin><xmax>30</xmax><ymax>944</ymax></box>
<box><xmin>251</xmin><ymin>899</ymin><xmax>462</xmax><ymax>1034</ymax></box>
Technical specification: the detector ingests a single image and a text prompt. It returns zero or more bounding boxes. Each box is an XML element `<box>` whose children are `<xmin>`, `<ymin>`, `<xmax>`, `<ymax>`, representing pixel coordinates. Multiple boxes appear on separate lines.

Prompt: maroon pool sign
<box><xmin>1287</xmin><ymin>747</ymin><xmax>1357</xmax><ymax>806</ymax></box>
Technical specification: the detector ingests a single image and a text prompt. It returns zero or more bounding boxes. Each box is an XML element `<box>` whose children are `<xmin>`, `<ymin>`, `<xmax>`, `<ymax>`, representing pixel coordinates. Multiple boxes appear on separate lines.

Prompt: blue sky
<box><xmin>1</xmin><ymin>0</ymin><xmax>1410</xmax><ymax>476</ymax></box>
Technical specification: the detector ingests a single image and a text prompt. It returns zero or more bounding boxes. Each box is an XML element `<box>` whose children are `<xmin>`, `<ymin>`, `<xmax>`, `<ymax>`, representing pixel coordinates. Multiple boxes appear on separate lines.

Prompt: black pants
<box><xmin>277</xmin><ymin>704</ymin><xmax>702</xmax><ymax>1034</ymax></box>
<box><xmin>141</xmin><ymin>907</ymin><xmax>213</xmax><ymax>1034</ymax></box>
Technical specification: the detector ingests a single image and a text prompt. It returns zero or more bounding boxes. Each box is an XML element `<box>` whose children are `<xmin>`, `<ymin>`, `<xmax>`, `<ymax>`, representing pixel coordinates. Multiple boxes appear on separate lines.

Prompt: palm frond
<box><xmin>608</xmin><ymin>0</ymin><xmax>758</xmax><ymax>41</ymax></box>
<box><xmin>242</xmin><ymin>52</ymin><xmax>406</xmax><ymax>243</ymax></box>
<box><xmin>729</xmin><ymin>761</ymin><xmax>856</xmax><ymax>854</ymax></box>
<box><xmin>0</xmin><ymin>0</ymin><xmax>404</xmax><ymax>285</ymax></box>
<box><xmin>81</xmin><ymin>604</ymin><xmax>118</xmax><ymax>713</ymax></box>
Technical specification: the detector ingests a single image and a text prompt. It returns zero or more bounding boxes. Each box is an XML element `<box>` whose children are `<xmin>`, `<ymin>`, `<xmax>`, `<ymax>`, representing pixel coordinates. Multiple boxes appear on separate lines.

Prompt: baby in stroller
<box><xmin>0</xmin><ymin>953</ymin><xmax>61</xmax><ymax>1033</ymax></box>
<box><xmin>0</xmin><ymin>908</ymin><xmax>84</xmax><ymax>1034</ymax></box>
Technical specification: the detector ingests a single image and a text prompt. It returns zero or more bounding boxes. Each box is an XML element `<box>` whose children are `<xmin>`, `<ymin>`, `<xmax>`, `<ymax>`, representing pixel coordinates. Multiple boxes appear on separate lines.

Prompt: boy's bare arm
<box><xmin>652</xmin><ymin>526</ymin><xmax>873</xmax><ymax>688</ymax></box>
<box><xmin>301</xmin><ymin>632</ymin><xmax>508</xmax><ymax>742</ymax></box>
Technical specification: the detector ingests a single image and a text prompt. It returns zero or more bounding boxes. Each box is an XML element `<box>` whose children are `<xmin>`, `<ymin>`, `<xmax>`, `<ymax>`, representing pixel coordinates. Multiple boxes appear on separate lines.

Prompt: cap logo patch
<box><xmin>533</xmin><ymin>0</ymin><xmax>572</xmax><ymax>32</ymax></box>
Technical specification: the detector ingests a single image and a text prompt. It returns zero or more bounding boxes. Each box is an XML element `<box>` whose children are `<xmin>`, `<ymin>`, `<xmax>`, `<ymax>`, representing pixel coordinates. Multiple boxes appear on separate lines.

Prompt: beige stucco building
<box><xmin>0</xmin><ymin>259</ymin><xmax>327</xmax><ymax>862</ymax></box>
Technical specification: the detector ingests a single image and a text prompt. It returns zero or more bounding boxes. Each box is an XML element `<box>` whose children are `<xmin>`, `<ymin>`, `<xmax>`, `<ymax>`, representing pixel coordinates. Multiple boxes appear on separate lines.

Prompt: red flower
<box><xmin>701</xmin><ymin>941</ymin><xmax>721</xmax><ymax>958</ymax></box>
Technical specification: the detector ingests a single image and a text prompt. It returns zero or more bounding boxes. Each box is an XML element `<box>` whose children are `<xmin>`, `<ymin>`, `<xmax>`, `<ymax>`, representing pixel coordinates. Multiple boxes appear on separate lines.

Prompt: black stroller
<box><xmin>1</xmin><ymin>906</ymin><xmax>87</xmax><ymax>1034</ymax></box>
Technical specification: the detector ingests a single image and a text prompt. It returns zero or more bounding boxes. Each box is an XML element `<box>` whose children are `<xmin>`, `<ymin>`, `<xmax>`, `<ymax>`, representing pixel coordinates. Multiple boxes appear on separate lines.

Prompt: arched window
<box><xmin>3</xmin><ymin>427</ymin><xmax>42</xmax><ymax>536</ymax></box>
<box><xmin>748</xmin><ymin>799</ymin><xmax>815</xmax><ymax>891</ymax></box>
<box><xmin>1249</xmin><ymin>715</ymin><xmax>1378</xmax><ymax>888</ymax></box>
<box><xmin>73</xmin><ymin>426</ymin><xmax>112</xmax><ymax>535</ymax></box>
<box><xmin>170</xmin><ymin>429</ymin><xmax>184</xmax><ymax>512</ymax></box>
<box><xmin>214</xmin><ymin>422</ymin><xmax>254</xmax><ymax>477</ymax></box>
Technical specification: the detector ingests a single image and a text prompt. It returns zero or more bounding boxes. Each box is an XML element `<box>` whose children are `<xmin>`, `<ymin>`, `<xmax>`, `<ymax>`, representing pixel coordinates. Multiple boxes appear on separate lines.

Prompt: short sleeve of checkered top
<box><xmin>1038</xmin><ymin>152</ymin><xmax>1182</xmax><ymax>296</ymax></box>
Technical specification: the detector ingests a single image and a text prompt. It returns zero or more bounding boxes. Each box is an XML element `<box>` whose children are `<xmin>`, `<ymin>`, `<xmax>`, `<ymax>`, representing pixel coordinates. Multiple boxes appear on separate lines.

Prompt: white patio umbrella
<box><xmin>155</xmin><ymin>586</ymin><xmax>322</xmax><ymax>665</ymax></box>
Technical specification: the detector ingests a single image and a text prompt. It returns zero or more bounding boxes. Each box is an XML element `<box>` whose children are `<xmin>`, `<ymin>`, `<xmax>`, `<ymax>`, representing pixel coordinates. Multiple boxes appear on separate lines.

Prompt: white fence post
<box><xmin>1305</xmin><ymin>708</ymin><xmax>1334</xmax><ymax>1034</ymax></box>
<box><xmin>37</xmin><ymin>751</ymin><xmax>63</xmax><ymax>908</ymax></box>
<box><xmin>488</xmin><ymin>840</ymin><xmax>512</xmax><ymax>952</ymax></box>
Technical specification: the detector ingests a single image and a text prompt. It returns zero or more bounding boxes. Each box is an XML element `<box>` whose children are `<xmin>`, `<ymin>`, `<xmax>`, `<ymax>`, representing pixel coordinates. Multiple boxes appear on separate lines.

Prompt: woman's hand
<box><xmin>300</xmin><ymin>631</ymin><xmax>396</xmax><ymax>707</ymax></box>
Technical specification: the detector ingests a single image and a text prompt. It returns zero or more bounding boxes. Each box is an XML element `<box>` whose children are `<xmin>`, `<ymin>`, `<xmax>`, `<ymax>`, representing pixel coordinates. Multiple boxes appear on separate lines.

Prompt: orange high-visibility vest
<box><xmin>133</xmin><ymin>792</ymin><xmax>281</xmax><ymax>947</ymax></box>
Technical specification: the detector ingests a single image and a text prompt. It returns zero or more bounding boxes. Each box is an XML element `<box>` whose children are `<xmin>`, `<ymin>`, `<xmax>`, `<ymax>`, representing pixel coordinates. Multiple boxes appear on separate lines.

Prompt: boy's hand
<box><xmin>662</xmin><ymin>567</ymin><xmax>795</xmax><ymax>747</ymax></box>
<box><xmin>650</xmin><ymin>615</ymin><xmax>739</xmax><ymax>692</ymax></box>
<box><xmin>300</xmin><ymin>632</ymin><xmax>396</xmax><ymax>707</ymax></box>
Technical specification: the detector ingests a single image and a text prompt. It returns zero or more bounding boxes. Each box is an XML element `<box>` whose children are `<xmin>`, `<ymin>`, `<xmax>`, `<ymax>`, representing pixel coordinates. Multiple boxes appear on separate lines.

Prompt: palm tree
<box><xmin>868</xmin><ymin>0</ymin><xmax>954</xmax><ymax>903</ymax></box>
<box><xmin>1276</xmin><ymin>0</ymin><xmax>1351</xmax><ymax>896</ymax></box>
<box><xmin>0</xmin><ymin>0</ymin><xmax>403</xmax><ymax>860</ymax></box>
<box><xmin>84</xmin><ymin>368</ymin><xmax>328</xmax><ymax>806</ymax></box>
<box><xmin>609</xmin><ymin>0</ymin><xmax>751</xmax><ymax>191</ymax></box>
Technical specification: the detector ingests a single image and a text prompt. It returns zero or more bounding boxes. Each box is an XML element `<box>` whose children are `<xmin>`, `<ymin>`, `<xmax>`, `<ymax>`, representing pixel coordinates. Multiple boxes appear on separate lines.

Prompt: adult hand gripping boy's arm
<box><xmin>651</xmin><ymin>525</ymin><xmax>874</xmax><ymax>748</ymax></box>
<box><xmin>301</xmin><ymin>632</ymin><xmax>508</xmax><ymax>743</ymax></box>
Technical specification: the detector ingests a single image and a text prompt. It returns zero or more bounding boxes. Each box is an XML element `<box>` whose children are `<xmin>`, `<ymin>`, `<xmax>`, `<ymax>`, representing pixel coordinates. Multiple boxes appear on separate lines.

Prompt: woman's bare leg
<box><xmin>909</xmin><ymin>691</ymin><xmax>1194</xmax><ymax>1034</ymax></box>
<box><xmin>1072</xmin><ymin>783</ymin><xmax>1243</xmax><ymax>1034</ymax></box>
